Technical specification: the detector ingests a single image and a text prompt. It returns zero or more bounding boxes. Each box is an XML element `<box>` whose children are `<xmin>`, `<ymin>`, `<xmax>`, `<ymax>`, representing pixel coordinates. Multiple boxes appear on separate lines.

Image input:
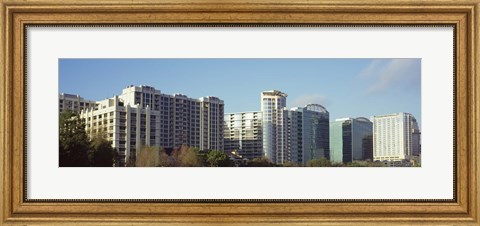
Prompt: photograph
<box><xmin>3</xmin><ymin>0</ymin><xmax>477</xmax><ymax>224</ymax></box>
<box><xmin>59</xmin><ymin>58</ymin><xmax>421</xmax><ymax>167</ymax></box>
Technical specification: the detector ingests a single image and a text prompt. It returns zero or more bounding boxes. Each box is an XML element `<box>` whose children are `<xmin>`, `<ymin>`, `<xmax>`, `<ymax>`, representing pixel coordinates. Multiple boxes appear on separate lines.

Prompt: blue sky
<box><xmin>59</xmin><ymin>58</ymin><xmax>421</xmax><ymax>127</ymax></box>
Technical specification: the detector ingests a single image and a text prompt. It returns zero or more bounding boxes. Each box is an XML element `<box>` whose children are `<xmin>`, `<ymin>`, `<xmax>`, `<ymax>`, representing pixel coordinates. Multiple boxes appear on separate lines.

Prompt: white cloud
<box><xmin>359</xmin><ymin>59</ymin><xmax>421</xmax><ymax>94</ymax></box>
<box><xmin>289</xmin><ymin>94</ymin><xmax>328</xmax><ymax>108</ymax></box>
<box><xmin>358</xmin><ymin>59</ymin><xmax>383</xmax><ymax>79</ymax></box>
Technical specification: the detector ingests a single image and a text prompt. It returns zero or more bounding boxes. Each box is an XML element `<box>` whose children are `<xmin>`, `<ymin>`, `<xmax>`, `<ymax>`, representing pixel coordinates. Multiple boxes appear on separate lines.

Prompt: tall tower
<box><xmin>261</xmin><ymin>90</ymin><xmax>288</xmax><ymax>164</ymax></box>
<box><xmin>303</xmin><ymin>104</ymin><xmax>330</xmax><ymax>163</ymax></box>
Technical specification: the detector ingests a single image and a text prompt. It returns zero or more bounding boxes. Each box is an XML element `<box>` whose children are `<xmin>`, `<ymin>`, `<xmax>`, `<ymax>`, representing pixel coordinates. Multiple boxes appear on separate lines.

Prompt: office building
<box><xmin>224</xmin><ymin>111</ymin><xmax>263</xmax><ymax>160</ymax></box>
<box><xmin>261</xmin><ymin>90</ymin><xmax>288</xmax><ymax>164</ymax></box>
<box><xmin>411</xmin><ymin>118</ymin><xmax>421</xmax><ymax>157</ymax></box>
<box><xmin>224</xmin><ymin>90</ymin><xmax>330</xmax><ymax>166</ymax></box>
<box><xmin>59</xmin><ymin>93</ymin><xmax>96</xmax><ymax>113</ymax></box>
<box><xmin>79</xmin><ymin>85</ymin><xmax>224</xmax><ymax>166</ymax></box>
<box><xmin>330</xmin><ymin>117</ymin><xmax>373</xmax><ymax>163</ymax></box>
<box><xmin>287</xmin><ymin>108</ymin><xmax>303</xmax><ymax>164</ymax></box>
<box><xmin>372</xmin><ymin>112</ymin><xmax>420</xmax><ymax>162</ymax></box>
<box><xmin>288</xmin><ymin>104</ymin><xmax>330</xmax><ymax>165</ymax></box>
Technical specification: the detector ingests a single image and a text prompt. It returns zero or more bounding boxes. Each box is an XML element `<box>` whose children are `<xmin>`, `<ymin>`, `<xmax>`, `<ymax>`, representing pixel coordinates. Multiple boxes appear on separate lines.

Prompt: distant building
<box><xmin>330</xmin><ymin>117</ymin><xmax>373</xmax><ymax>163</ymax></box>
<box><xmin>59</xmin><ymin>93</ymin><xmax>96</xmax><ymax>113</ymax></box>
<box><xmin>411</xmin><ymin>119</ymin><xmax>421</xmax><ymax>157</ymax></box>
<box><xmin>224</xmin><ymin>111</ymin><xmax>263</xmax><ymax>160</ymax></box>
<box><xmin>79</xmin><ymin>85</ymin><xmax>224</xmax><ymax>166</ymax></box>
<box><xmin>372</xmin><ymin>112</ymin><xmax>420</xmax><ymax>162</ymax></box>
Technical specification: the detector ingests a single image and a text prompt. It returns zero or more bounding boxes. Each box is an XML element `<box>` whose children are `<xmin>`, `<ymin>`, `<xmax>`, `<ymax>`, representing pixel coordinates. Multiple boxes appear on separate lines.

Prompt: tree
<box><xmin>247</xmin><ymin>157</ymin><xmax>273</xmax><ymax>167</ymax></box>
<box><xmin>206</xmin><ymin>150</ymin><xmax>233</xmax><ymax>167</ymax></box>
<box><xmin>157</xmin><ymin>148</ymin><xmax>169</xmax><ymax>167</ymax></box>
<box><xmin>126</xmin><ymin>156</ymin><xmax>136</xmax><ymax>167</ymax></box>
<box><xmin>169</xmin><ymin>145</ymin><xmax>203</xmax><ymax>167</ymax></box>
<box><xmin>307</xmin><ymin>158</ymin><xmax>332</xmax><ymax>167</ymax></box>
<box><xmin>136</xmin><ymin>146</ymin><xmax>168</xmax><ymax>167</ymax></box>
<box><xmin>282</xmin><ymin>161</ymin><xmax>301</xmax><ymax>167</ymax></box>
<box><xmin>59</xmin><ymin>110</ymin><xmax>90</xmax><ymax>167</ymax></box>
<box><xmin>346</xmin><ymin>161</ymin><xmax>385</xmax><ymax>167</ymax></box>
<box><xmin>89</xmin><ymin>135</ymin><xmax>115</xmax><ymax>167</ymax></box>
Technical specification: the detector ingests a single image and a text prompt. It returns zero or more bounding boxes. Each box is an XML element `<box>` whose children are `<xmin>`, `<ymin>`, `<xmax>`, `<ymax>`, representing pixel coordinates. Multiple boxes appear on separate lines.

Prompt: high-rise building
<box><xmin>288</xmin><ymin>104</ymin><xmax>330</xmax><ymax>165</ymax></box>
<box><xmin>223</xmin><ymin>90</ymin><xmax>330</xmax><ymax>166</ymax></box>
<box><xmin>372</xmin><ymin>112</ymin><xmax>420</xmax><ymax>162</ymax></box>
<box><xmin>59</xmin><ymin>93</ymin><xmax>96</xmax><ymax>113</ymax></box>
<box><xmin>224</xmin><ymin>111</ymin><xmax>263</xmax><ymax>160</ymax></box>
<box><xmin>302</xmin><ymin>104</ymin><xmax>330</xmax><ymax>162</ymax></box>
<box><xmin>261</xmin><ymin>90</ymin><xmax>288</xmax><ymax>164</ymax></box>
<box><xmin>330</xmin><ymin>117</ymin><xmax>373</xmax><ymax>163</ymax></box>
<box><xmin>287</xmin><ymin>108</ymin><xmax>303</xmax><ymax>164</ymax></box>
<box><xmin>79</xmin><ymin>85</ymin><xmax>224</xmax><ymax>166</ymax></box>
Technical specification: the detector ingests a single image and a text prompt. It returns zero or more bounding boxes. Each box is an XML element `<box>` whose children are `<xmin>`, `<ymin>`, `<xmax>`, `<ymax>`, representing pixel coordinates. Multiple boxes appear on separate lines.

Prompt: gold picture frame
<box><xmin>1</xmin><ymin>0</ymin><xmax>479</xmax><ymax>225</ymax></box>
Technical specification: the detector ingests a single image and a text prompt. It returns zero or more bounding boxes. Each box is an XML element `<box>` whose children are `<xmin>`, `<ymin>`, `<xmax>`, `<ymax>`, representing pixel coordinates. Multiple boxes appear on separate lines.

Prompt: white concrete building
<box><xmin>224</xmin><ymin>111</ymin><xmax>263</xmax><ymax>160</ymax></box>
<box><xmin>79</xmin><ymin>85</ymin><xmax>224</xmax><ymax>166</ymax></box>
<box><xmin>372</xmin><ymin>112</ymin><xmax>420</xmax><ymax>162</ymax></box>
<box><xmin>59</xmin><ymin>93</ymin><xmax>96</xmax><ymax>113</ymax></box>
<box><xmin>261</xmin><ymin>90</ymin><xmax>288</xmax><ymax>164</ymax></box>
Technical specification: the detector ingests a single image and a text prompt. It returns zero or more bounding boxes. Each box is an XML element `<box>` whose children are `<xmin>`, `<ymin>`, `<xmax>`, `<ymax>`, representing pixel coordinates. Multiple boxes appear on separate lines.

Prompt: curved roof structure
<box><xmin>305</xmin><ymin>104</ymin><xmax>328</xmax><ymax>113</ymax></box>
<box><xmin>355</xmin><ymin>117</ymin><xmax>371</xmax><ymax>122</ymax></box>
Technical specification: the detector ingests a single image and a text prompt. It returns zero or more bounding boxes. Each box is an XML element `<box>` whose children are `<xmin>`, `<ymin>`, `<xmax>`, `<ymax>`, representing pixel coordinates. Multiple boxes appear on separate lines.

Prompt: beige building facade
<box><xmin>78</xmin><ymin>85</ymin><xmax>224</xmax><ymax>166</ymax></box>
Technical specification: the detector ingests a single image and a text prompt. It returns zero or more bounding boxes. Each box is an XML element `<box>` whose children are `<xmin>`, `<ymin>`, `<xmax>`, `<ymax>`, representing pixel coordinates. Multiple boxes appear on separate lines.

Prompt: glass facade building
<box><xmin>303</xmin><ymin>104</ymin><xmax>330</xmax><ymax>162</ymax></box>
<box><xmin>284</xmin><ymin>104</ymin><xmax>330</xmax><ymax>165</ymax></box>
<box><xmin>330</xmin><ymin>117</ymin><xmax>373</xmax><ymax>163</ymax></box>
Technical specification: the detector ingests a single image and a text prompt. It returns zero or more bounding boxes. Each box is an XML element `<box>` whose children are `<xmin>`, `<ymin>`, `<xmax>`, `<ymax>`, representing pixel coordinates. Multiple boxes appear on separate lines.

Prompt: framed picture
<box><xmin>1</xmin><ymin>0</ymin><xmax>479</xmax><ymax>225</ymax></box>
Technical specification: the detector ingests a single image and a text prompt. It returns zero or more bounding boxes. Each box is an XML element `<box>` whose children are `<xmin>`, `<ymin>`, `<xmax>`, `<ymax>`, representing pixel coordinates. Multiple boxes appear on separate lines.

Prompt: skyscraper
<box><xmin>303</xmin><ymin>104</ymin><xmax>330</xmax><ymax>162</ymax></box>
<box><xmin>330</xmin><ymin>117</ymin><xmax>373</xmax><ymax>163</ymax></box>
<box><xmin>261</xmin><ymin>90</ymin><xmax>288</xmax><ymax>164</ymax></box>
<box><xmin>223</xmin><ymin>90</ymin><xmax>330</xmax><ymax>166</ymax></box>
<box><xmin>288</xmin><ymin>104</ymin><xmax>330</xmax><ymax>165</ymax></box>
<box><xmin>372</xmin><ymin>112</ymin><xmax>420</xmax><ymax>162</ymax></box>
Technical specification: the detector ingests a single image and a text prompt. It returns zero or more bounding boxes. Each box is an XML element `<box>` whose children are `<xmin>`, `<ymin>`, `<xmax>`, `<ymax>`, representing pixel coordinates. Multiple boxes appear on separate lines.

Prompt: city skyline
<box><xmin>59</xmin><ymin>85</ymin><xmax>421</xmax><ymax>167</ymax></box>
<box><xmin>59</xmin><ymin>58</ymin><xmax>422</xmax><ymax>128</ymax></box>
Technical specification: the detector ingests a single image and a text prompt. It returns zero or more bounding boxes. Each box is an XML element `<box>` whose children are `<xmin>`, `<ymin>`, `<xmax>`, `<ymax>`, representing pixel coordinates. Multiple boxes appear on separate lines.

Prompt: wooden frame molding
<box><xmin>1</xmin><ymin>0</ymin><xmax>479</xmax><ymax>225</ymax></box>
